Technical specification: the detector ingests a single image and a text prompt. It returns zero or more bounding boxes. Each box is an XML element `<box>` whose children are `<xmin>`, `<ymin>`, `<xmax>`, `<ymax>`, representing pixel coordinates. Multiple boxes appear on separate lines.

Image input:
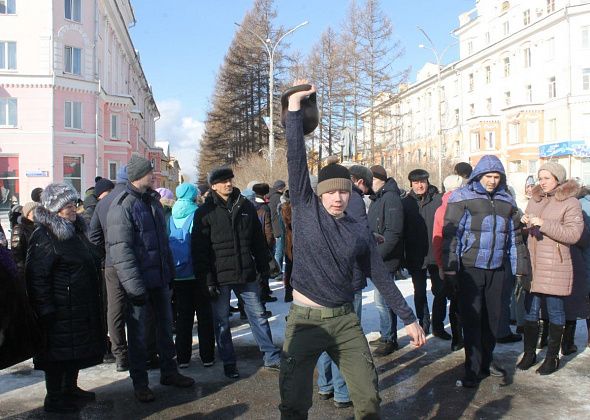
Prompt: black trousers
<box><xmin>410</xmin><ymin>264</ymin><xmax>446</xmax><ymax>331</ymax></box>
<box><xmin>104</xmin><ymin>267</ymin><xmax>128</xmax><ymax>360</ymax></box>
<box><xmin>173</xmin><ymin>280</ymin><xmax>215</xmax><ymax>364</ymax></box>
<box><xmin>457</xmin><ymin>266</ymin><xmax>503</xmax><ymax>380</ymax></box>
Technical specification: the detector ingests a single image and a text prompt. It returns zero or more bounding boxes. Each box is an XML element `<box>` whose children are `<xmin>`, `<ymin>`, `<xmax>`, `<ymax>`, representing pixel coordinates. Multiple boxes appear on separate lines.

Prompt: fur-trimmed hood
<box><xmin>531</xmin><ymin>179</ymin><xmax>580</xmax><ymax>203</ymax></box>
<box><xmin>33</xmin><ymin>206</ymin><xmax>87</xmax><ymax>241</ymax></box>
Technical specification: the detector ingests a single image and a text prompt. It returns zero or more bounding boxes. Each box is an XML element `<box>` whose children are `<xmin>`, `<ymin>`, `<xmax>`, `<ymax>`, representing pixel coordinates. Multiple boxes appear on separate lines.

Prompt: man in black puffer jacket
<box><xmin>191</xmin><ymin>167</ymin><xmax>281</xmax><ymax>379</ymax></box>
<box><xmin>107</xmin><ymin>155</ymin><xmax>194</xmax><ymax>402</ymax></box>
<box><xmin>402</xmin><ymin>169</ymin><xmax>448</xmax><ymax>339</ymax></box>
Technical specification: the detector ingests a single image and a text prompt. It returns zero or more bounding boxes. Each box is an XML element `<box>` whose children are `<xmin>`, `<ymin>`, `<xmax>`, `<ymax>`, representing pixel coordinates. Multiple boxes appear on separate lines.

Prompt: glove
<box><xmin>40</xmin><ymin>312</ymin><xmax>57</xmax><ymax>329</ymax></box>
<box><xmin>208</xmin><ymin>285</ymin><xmax>221</xmax><ymax>300</ymax></box>
<box><xmin>130</xmin><ymin>294</ymin><xmax>147</xmax><ymax>307</ymax></box>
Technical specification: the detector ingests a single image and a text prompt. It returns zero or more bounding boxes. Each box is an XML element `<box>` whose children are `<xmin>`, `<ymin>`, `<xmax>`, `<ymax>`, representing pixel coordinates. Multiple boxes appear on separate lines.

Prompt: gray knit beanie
<box><xmin>22</xmin><ymin>201</ymin><xmax>40</xmax><ymax>218</ymax></box>
<box><xmin>127</xmin><ymin>155</ymin><xmax>153</xmax><ymax>182</ymax></box>
<box><xmin>538</xmin><ymin>162</ymin><xmax>567</xmax><ymax>184</ymax></box>
<box><xmin>41</xmin><ymin>183</ymin><xmax>79</xmax><ymax>213</ymax></box>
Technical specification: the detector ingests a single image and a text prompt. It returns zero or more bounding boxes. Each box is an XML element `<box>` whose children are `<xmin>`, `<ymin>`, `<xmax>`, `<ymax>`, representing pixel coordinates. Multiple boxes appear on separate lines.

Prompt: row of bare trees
<box><xmin>197</xmin><ymin>0</ymin><xmax>408</xmax><ymax>182</ymax></box>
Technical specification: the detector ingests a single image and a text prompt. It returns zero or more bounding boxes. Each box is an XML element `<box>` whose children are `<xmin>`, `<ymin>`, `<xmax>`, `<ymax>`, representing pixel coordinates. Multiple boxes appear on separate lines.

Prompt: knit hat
<box><xmin>31</xmin><ymin>187</ymin><xmax>43</xmax><ymax>203</ymax></box>
<box><xmin>94</xmin><ymin>178</ymin><xmax>115</xmax><ymax>198</ymax></box>
<box><xmin>41</xmin><ymin>182</ymin><xmax>79</xmax><ymax>213</ymax></box>
<box><xmin>443</xmin><ymin>175</ymin><xmax>464</xmax><ymax>192</ymax></box>
<box><xmin>273</xmin><ymin>179</ymin><xmax>286</xmax><ymax>190</ymax></box>
<box><xmin>370</xmin><ymin>165</ymin><xmax>388</xmax><ymax>182</ymax></box>
<box><xmin>252</xmin><ymin>183</ymin><xmax>270</xmax><ymax>197</ymax></box>
<box><xmin>22</xmin><ymin>201</ymin><xmax>40</xmax><ymax>218</ymax></box>
<box><xmin>208</xmin><ymin>167</ymin><xmax>234</xmax><ymax>186</ymax></box>
<box><xmin>127</xmin><ymin>155</ymin><xmax>153</xmax><ymax>182</ymax></box>
<box><xmin>317</xmin><ymin>163</ymin><xmax>352</xmax><ymax>196</ymax></box>
<box><xmin>454</xmin><ymin>162</ymin><xmax>473</xmax><ymax>179</ymax></box>
<box><xmin>156</xmin><ymin>187</ymin><xmax>174</xmax><ymax>200</ymax></box>
<box><xmin>116</xmin><ymin>166</ymin><xmax>128</xmax><ymax>184</ymax></box>
<box><xmin>538</xmin><ymin>162</ymin><xmax>567</xmax><ymax>184</ymax></box>
<box><xmin>349</xmin><ymin>165</ymin><xmax>373</xmax><ymax>189</ymax></box>
<box><xmin>408</xmin><ymin>169</ymin><xmax>430</xmax><ymax>182</ymax></box>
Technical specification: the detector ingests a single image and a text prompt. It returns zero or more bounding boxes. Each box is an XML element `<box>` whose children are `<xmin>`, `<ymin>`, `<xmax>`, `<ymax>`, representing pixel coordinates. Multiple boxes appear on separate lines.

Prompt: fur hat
<box><xmin>208</xmin><ymin>167</ymin><xmax>234</xmax><ymax>186</ymax></box>
<box><xmin>94</xmin><ymin>178</ymin><xmax>114</xmax><ymax>198</ymax></box>
<box><xmin>252</xmin><ymin>183</ymin><xmax>270</xmax><ymax>197</ymax></box>
<box><xmin>349</xmin><ymin>165</ymin><xmax>373</xmax><ymax>189</ymax></box>
<box><xmin>41</xmin><ymin>182</ymin><xmax>79</xmax><ymax>213</ymax></box>
<box><xmin>370</xmin><ymin>165</ymin><xmax>388</xmax><ymax>182</ymax></box>
<box><xmin>127</xmin><ymin>155</ymin><xmax>153</xmax><ymax>182</ymax></box>
<box><xmin>443</xmin><ymin>175</ymin><xmax>464</xmax><ymax>192</ymax></box>
<box><xmin>408</xmin><ymin>169</ymin><xmax>430</xmax><ymax>182</ymax></box>
<box><xmin>539</xmin><ymin>162</ymin><xmax>567</xmax><ymax>184</ymax></box>
<box><xmin>22</xmin><ymin>201</ymin><xmax>40</xmax><ymax>219</ymax></box>
<box><xmin>317</xmin><ymin>163</ymin><xmax>352</xmax><ymax>196</ymax></box>
<box><xmin>280</xmin><ymin>84</ymin><xmax>319</xmax><ymax>135</ymax></box>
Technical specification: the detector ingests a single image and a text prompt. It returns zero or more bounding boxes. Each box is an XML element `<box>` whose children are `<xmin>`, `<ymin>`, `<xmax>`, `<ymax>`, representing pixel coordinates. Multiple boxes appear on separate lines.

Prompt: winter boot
<box><xmin>536</xmin><ymin>319</ymin><xmax>548</xmax><ymax>349</ymax></box>
<box><xmin>516</xmin><ymin>320</ymin><xmax>538</xmax><ymax>370</ymax></box>
<box><xmin>44</xmin><ymin>370</ymin><xmax>77</xmax><ymax>413</ymax></box>
<box><xmin>561</xmin><ymin>320</ymin><xmax>578</xmax><ymax>355</ymax></box>
<box><xmin>536</xmin><ymin>323</ymin><xmax>563</xmax><ymax>375</ymax></box>
<box><xmin>63</xmin><ymin>368</ymin><xmax>96</xmax><ymax>402</ymax></box>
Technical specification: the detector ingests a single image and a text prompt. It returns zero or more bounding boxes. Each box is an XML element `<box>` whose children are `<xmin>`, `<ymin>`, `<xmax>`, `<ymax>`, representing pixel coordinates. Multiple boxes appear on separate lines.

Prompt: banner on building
<box><xmin>539</xmin><ymin>141</ymin><xmax>590</xmax><ymax>158</ymax></box>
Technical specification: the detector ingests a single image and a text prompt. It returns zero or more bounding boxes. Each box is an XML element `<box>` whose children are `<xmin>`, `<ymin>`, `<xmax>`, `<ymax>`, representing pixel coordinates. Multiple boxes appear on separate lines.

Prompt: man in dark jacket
<box><xmin>269</xmin><ymin>180</ymin><xmax>286</xmax><ymax>273</ymax></box>
<box><xmin>107</xmin><ymin>155</ymin><xmax>194</xmax><ymax>402</ymax></box>
<box><xmin>192</xmin><ymin>167</ymin><xmax>281</xmax><ymax>379</ymax></box>
<box><xmin>442</xmin><ymin>155</ymin><xmax>527</xmax><ymax>388</ymax></box>
<box><xmin>82</xmin><ymin>178</ymin><xmax>114</xmax><ymax>226</ymax></box>
<box><xmin>402</xmin><ymin>169</ymin><xmax>448</xmax><ymax>339</ymax></box>
<box><xmin>252</xmin><ymin>183</ymin><xmax>278</xmax><ymax>305</ymax></box>
<box><xmin>368</xmin><ymin>165</ymin><xmax>405</xmax><ymax>356</ymax></box>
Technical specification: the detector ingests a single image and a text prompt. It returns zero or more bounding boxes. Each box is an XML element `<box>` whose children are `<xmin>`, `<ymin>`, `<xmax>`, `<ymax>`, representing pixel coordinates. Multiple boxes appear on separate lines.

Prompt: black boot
<box><xmin>63</xmin><ymin>368</ymin><xmax>96</xmax><ymax>402</ymax></box>
<box><xmin>561</xmin><ymin>320</ymin><xmax>578</xmax><ymax>355</ymax></box>
<box><xmin>536</xmin><ymin>319</ymin><xmax>548</xmax><ymax>349</ymax></box>
<box><xmin>536</xmin><ymin>323</ymin><xmax>563</xmax><ymax>375</ymax></box>
<box><xmin>517</xmin><ymin>320</ymin><xmax>538</xmax><ymax>370</ymax></box>
<box><xmin>44</xmin><ymin>370</ymin><xmax>77</xmax><ymax>413</ymax></box>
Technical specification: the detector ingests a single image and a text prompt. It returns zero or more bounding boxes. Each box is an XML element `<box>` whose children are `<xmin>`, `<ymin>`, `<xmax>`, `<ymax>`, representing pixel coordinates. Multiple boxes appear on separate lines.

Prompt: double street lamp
<box><xmin>236</xmin><ymin>20</ymin><xmax>308</xmax><ymax>169</ymax></box>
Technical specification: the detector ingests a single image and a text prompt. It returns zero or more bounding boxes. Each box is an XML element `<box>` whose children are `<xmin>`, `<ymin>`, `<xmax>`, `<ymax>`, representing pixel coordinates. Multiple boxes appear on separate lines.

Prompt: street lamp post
<box><xmin>236</xmin><ymin>21</ymin><xmax>308</xmax><ymax>169</ymax></box>
<box><xmin>418</xmin><ymin>27</ymin><xmax>455</xmax><ymax>189</ymax></box>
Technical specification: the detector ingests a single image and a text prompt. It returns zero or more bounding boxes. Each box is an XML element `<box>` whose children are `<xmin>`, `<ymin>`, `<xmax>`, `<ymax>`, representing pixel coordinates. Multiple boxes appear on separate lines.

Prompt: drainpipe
<box><xmin>94</xmin><ymin>0</ymin><xmax>100</xmax><ymax>178</ymax></box>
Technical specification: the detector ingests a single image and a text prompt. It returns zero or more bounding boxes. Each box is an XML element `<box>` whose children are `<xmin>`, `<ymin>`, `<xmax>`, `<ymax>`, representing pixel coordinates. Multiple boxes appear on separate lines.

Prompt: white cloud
<box><xmin>155</xmin><ymin>99</ymin><xmax>204</xmax><ymax>183</ymax></box>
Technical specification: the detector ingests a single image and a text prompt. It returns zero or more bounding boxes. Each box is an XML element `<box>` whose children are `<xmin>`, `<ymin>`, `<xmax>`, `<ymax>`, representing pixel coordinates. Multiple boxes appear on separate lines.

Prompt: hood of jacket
<box><xmin>531</xmin><ymin>179</ymin><xmax>580</xmax><ymax>203</ymax></box>
<box><xmin>83</xmin><ymin>193</ymin><xmax>98</xmax><ymax>210</ymax></box>
<box><xmin>468</xmin><ymin>155</ymin><xmax>507</xmax><ymax>185</ymax></box>
<box><xmin>33</xmin><ymin>206</ymin><xmax>86</xmax><ymax>241</ymax></box>
<box><xmin>172</xmin><ymin>183</ymin><xmax>198</xmax><ymax>220</ymax></box>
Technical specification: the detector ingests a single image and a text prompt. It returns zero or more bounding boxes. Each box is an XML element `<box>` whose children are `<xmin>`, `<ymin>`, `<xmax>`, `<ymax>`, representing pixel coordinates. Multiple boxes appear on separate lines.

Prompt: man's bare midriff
<box><xmin>292</xmin><ymin>290</ymin><xmax>326</xmax><ymax>308</ymax></box>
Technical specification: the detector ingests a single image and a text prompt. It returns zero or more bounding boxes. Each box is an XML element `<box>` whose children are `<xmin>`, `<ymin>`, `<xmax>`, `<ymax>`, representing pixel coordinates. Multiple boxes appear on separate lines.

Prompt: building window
<box><xmin>523</xmin><ymin>9</ymin><xmax>530</xmax><ymax>26</ymax></box>
<box><xmin>485</xmin><ymin>32</ymin><xmax>491</xmax><ymax>44</ymax></box>
<box><xmin>469</xmin><ymin>103</ymin><xmax>475</xmax><ymax>116</ymax></box>
<box><xmin>454</xmin><ymin>109</ymin><xmax>459</xmax><ymax>125</ymax></box>
<box><xmin>468</xmin><ymin>73</ymin><xmax>474</xmax><ymax>91</ymax></box>
<box><xmin>527</xmin><ymin>120</ymin><xmax>539</xmax><ymax>142</ymax></box>
<box><xmin>0</xmin><ymin>156</ymin><xmax>19</xmax><ymax>210</ymax></box>
<box><xmin>546</xmin><ymin>38</ymin><xmax>555</xmax><ymax>60</ymax></box>
<box><xmin>503</xmin><ymin>57</ymin><xmax>510</xmax><ymax>77</ymax></box>
<box><xmin>486</xmin><ymin>97</ymin><xmax>492</xmax><ymax>113</ymax></box>
<box><xmin>547</xmin><ymin>0</ymin><xmax>555</xmax><ymax>13</ymax></box>
<box><xmin>529</xmin><ymin>160</ymin><xmax>538</xmax><ymax>173</ymax></box>
<box><xmin>0</xmin><ymin>41</ymin><xmax>16</xmax><ymax>70</ymax></box>
<box><xmin>548</xmin><ymin>76</ymin><xmax>556</xmax><ymax>98</ymax></box>
<box><xmin>108</xmin><ymin>161</ymin><xmax>118</xmax><ymax>180</ymax></box>
<box><xmin>526</xmin><ymin>84</ymin><xmax>533</xmax><ymax>102</ymax></box>
<box><xmin>0</xmin><ymin>0</ymin><xmax>16</xmax><ymax>15</ymax></box>
<box><xmin>470</xmin><ymin>132</ymin><xmax>480</xmax><ymax>151</ymax></box>
<box><xmin>503</xmin><ymin>21</ymin><xmax>510</xmax><ymax>36</ymax></box>
<box><xmin>485</xmin><ymin>131</ymin><xmax>496</xmax><ymax>150</ymax></box>
<box><xmin>467</xmin><ymin>41</ymin><xmax>473</xmax><ymax>55</ymax></box>
<box><xmin>111</xmin><ymin>114</ymin><xmax>119</xmax><ymax>139</ymax></box>
<box><xmin>0</xmin><ymin>97</ymin><xmax>17</xmax><ymax>127</ymax></box>
<box><xmin>64</xmin><ymin>46</ymin><xmax>82</xmax><ymax>75</ymax></box>
<box><xmin>583</xmin><ymin>68</ymin><xmax>590</xmax><ymax>90</ymax></box>
<box><xmin>583</xmin><ymin>26</ymin><xmax>590</xmax><ymax>49</ymax></box>
<box><xmin>504</xmin><ymin>91</ymin><xmax>511</xmax><ymax>106</ymax></box>
<box><xmin>509</xmin><ymin>123</ymin><xmax>520</xmax><ymax>145</ymax></box>
<box><xmin>64</xmin><ymin>101</ymin><xmax>82</xmax><ymax>129</ymax></box>
<box><xmin>485</xmin><ymin>66</ymin><xmax>491</xmax><ymax>84</ymax></box>
<box><xmin>63</xmin><ymin>156</ymin><xmax>82</xmax><ymax>194</ymax></box>
<box><xmin>523</xmin><ymin>47</ymin><xmax>531</xmax><ymax>67</ymax></box>
<box><xmin>548</xmin><ymin>118</ymin><xmax>557</xmax><ymax>141</ymax></box>
<box><xmin>65</xmin><ymin>0</ymin><xmax>81</xmax><ymax>22</ymax></box>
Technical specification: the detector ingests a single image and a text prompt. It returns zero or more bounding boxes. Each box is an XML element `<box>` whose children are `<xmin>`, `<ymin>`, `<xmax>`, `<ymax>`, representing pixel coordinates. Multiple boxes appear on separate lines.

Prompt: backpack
<box><xmin>168</xmin><ymin>216</ymin><xmax>194</xmax><ymax>279</ymax></box>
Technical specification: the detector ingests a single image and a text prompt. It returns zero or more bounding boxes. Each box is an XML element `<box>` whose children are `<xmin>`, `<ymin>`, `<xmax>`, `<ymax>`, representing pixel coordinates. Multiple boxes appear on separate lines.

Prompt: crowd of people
<box><xmin>1</xmin><ymin>83</ymin><xmax>589</xmax><ymax>419</ymax></box>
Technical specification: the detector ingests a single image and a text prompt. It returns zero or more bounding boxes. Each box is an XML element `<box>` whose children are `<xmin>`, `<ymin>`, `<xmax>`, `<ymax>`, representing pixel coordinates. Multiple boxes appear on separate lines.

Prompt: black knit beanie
<box><xmin>408</xmin><ymin>169</ymin><xmax>430</xmax><ymax>182</ymax></box>
<box><xmin>317</xmin><ymin>163</ymin><xmax>352</xmax><ymax>196</ymax></box>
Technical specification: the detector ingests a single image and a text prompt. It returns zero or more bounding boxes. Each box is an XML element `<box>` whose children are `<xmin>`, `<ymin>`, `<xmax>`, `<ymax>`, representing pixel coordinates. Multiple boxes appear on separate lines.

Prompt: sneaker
<box><xmin>134</xmin><ymin>386</ymin><xmax>155</xmax><ymax>403</ymax></box>
<box><xmin>160</xmin><ymin>372</ymin><xmax>195</xmax><ymax>387</ymax></box>
<box><xmin>178</xmin><ymin>362</ymin><xmax>190</xmax><ymax>369</ymax></box>
<box><xmin>334</xmin><ymin>401</ymin><xmax>353</xmax><ymax>408</ymax></box>
<box><xmin>318</xmin><ymin>391</ymin><xmax>334</xmax><ymax>400</ymax></box>
<box><xmin>116</xmin><ymin>357</ymin><xmax>129</xmax><ymax>372</ymax></box>
<box><xmin>373</xmin><ymin>340</ymin><xmax>399</xmax><ymax>357</ymax></box>
<box><xmin>202</xmin><ymin>360</ymin><xmax>215</xmax><ymax>368</ymax></box>
<box><xmin>264</xmin><ymin>361</ymin><xmax>280</xmax><ymax>372</ymax></box>
<box><xmin>224</xmin><ymin>364</ymin><xmax>240</xmax><ymax>379</ymax></box>
<box><xmin>497</xmin><ymin>333</ymin><xmax>522</xmax><ymax>343</ymax></box>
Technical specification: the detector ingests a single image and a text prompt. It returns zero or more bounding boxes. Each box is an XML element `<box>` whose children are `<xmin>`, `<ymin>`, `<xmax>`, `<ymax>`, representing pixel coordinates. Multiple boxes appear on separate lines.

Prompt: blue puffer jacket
<box><xmin>442</xmin><ymin>155</ymin><xmax>526</xmax><ymax>274</ymax></box>
<box><xmin>106</xmin><ymin>183</ymin><xmax>175</xmax><ymax>298</ymax></box>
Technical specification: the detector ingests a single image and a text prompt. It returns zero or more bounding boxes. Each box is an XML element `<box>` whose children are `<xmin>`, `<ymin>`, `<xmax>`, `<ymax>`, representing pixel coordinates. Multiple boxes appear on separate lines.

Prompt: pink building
<box><xmin>0</xmin><ymin>0</ymin><xmax>162</xmax><ymax>212</ymax></box>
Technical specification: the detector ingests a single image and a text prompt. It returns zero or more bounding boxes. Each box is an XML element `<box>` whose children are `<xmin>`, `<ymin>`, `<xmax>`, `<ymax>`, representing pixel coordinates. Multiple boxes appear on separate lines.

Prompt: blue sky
<box><xmin>130</xmin><ymin>0</ymin><xmax>473</xmax><ymax>178</ymax></box>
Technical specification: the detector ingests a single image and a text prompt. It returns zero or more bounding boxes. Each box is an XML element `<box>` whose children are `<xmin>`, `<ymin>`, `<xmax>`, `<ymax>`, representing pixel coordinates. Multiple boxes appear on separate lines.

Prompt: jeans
<box><xmin>410</xmin><ymin>265</ymin><xmax>446</xmax><ymax>332</ymax></box>
<box><xmin>126</xmin><ymin>286</ymin><xmax>177</xmax><ymax>389</ymax></box>
<box><xmin>211</xmin><ymin>281</ymin><xmax>281</xmax><ymax>366</ymax></box>
<box><xmin>524</xmin><ymin>292</ymin><xmax>565</xmax><ymax>326</ymax></box>
<box><xmin>274</xmin><ymin>235</ymin><xmax>284</xmax><ymax>273</ymax></box>
<box><xmin>316</xmin><ymin>291</ymin><xmax>363</xmax><ymax>403</ymax></box>
<box><xmin>372</xmin><ymin>278</ymin><xmax>397</xmax><ymax>342</ymax></box>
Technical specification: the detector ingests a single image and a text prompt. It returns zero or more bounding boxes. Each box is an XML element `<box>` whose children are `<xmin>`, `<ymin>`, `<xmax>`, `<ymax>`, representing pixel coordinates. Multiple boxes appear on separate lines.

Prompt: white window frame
<box><xmin>548</xmin><ymin>76</ymin><xmax>556</xmax><ymax>98</ymax></box>
<box><xmin>108</xmin><ymin>161</ymin><xmax>118</xmax><ymax>181</ymax></box>
<box><xmin>64</xmin><ymin>0</ymin><xmax>81</xmax><ymax>22</ymax></box>
<box><xmin>470</xmin><ymin>131</ymin><xmax>480</xmax><ymax>152</ymax></box>
<box><xmin>503</xmin><ymin>21</ymin><xmax>510</xmax><ymax>36</ymax></box>
<box><xmin>469</xmin><ymin>103</ymin><xmax>475</xmax><ymax>116</ymax></box>
<box><xmin>583</xmin><ymin>26</ymin><xmax>590</xmax><ymax>49</ymax></box>
<box><xmin>526</xmin><ymin>84</ymin><xmax>533</xmax><ymax>102</ymax></box>
<box><xmin>485</xmin><ymin>131</ymin><xmax>496</xmax><ymax>150</ymax></box>
<box><xmin>486</xmin><ymin>97</ymin><xmax>492</xmax><ymax>113</ymax></box>
<box><xmin>467</xmin><ymin>40</ymin><xmax>473</xmax><ymax>55</ymax></box>
<box><xmin>547</xmin><ymin>0</ymin><xmax>555</xmax><ymax>13</ymax></box>
<box><xmin>468</xmin><ymin>73</ymin><xmax>474</xmax><ymax>91</ymax></box>
<box><xmin>111</xmin><ymin>114</ymin><xmax>119</xmax><ymax>139</ymax></box>
<box><xmin>546</xmin><ymin>38</ymin><xmax>555</xmax><ymax>61</ymax></box>
<box><xmin>0</xmin><ymin>97</ymin><xmax>17</xmax><ymax>127</ymax></box>
<box><xmin>0</xmin><ymin>0</ymin><xmax>16</xmax><ymax>15</ymax></box>
<box><xmin>527</xmin><ymin>120</ymin><xmax>539</xmax><ymax>142</ymax></box>
<box><xmin>485</xmin><ymin>66</ymin><xmax>491</xmax><ymax>84</ymax></box>
<box><xmin>583</xmin><ymin>68</ymin><xmax>590</xmax><ymax>91</ymax></box>
<box><xmin>63</xmin><ymin>155</ymin><xmax>83</xmax><ymax>194</ymax></box>
<box><xmin>548</xmin><ymin>118</ymin><xmax>557</xmax><ymax>141</ymax></box>
<box><xmin>0</xmin><ymin>41</ymin><xmax>17</xmax><ymax>70</ymax></box>
<box><xmin>64</xmin><ymin>45</ymin><xmax>82</xmax><ymax>75</ymax></box>
<box><xmin>509</xmin><ymin>123</ymin><xmax>520</xmax><ymax>145</ymax></box>
<box><xmin>523</xmin><ymin>47</ymin><xmax>531</xmax><ymax>68</ymax></box>
<box><xmin>504</xmin><ymin>91</ymin><xmax>511</xmax><ymax>106</ymax></box>
<box><xmin>64</xmin><ymin>101</ymin><xmax>82</xmax><ymax>130</ymax></box>
<box><xmin>503</xmin><ymin>57</ymin><xmax>510</xmax><ymax>77</ymax></box>
<box><xmin>523</xmin><ymin>9</ymin><xmax>530</xmax><ymax>26</ymax></box>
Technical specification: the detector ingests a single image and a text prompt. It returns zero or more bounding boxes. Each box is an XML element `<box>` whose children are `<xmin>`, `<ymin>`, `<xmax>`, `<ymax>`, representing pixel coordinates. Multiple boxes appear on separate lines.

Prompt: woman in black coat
<box><xmin>10</xmin><ymin>201</ymin><xmax>39</xmax><ymax>282</ymax></box>
<box><xmin>26</xmin><ymin>183</ymin><xmax>105</xmax><ymax>413</ymax></box>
